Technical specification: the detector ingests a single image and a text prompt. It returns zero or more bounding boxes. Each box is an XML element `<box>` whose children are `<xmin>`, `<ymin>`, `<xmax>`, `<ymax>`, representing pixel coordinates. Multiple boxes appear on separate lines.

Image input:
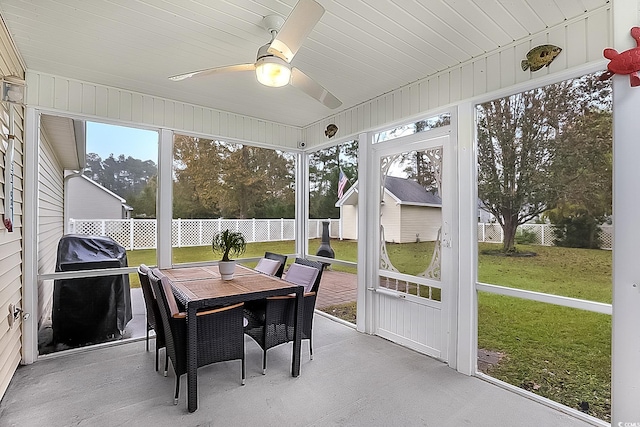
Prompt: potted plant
<box><xmin>211</xmin><ymin>229</ymin><xmax>247</xmax><ymax>280</ymax></box>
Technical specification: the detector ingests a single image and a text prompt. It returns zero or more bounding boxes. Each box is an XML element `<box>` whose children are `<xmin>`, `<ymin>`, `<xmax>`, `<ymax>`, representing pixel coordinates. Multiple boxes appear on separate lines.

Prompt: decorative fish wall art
<box><xmin>521</xmin><ymin>45</ymin><xmax>562</xmax><ymax>72</ymax></box>
<box><xmin>325</xmin><ymin>124</ymin><xmax>338</xmax><ymax>138</ymax></box>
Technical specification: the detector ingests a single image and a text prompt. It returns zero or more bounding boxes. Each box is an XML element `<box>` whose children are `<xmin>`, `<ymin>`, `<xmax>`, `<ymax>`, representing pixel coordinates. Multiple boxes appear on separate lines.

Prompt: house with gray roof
<box><xmin>336</xmin><ymin>176</ymin><xmax>441</xmax><ymax>243</ymax></box>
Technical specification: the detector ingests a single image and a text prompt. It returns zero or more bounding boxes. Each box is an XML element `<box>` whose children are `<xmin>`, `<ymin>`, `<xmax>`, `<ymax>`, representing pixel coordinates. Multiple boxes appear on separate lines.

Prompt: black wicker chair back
<box><xmin>148</xmin><ymin>268</ymin><xmax>246</xmax><ymax>405</ymax></box>
<box><xmin>264</xmin><ymin>252</ymin><xmax>288</xmax><ymax>278</ymax></box>
<box><xmin>244</xmin><ymin>258</ymin><xmax>324</xmax><ymax>374</ymax></box>
<box><xmin>137</xmin><ymin>264</ymin><xmax>167</xmax><ymax>372</ymax></box>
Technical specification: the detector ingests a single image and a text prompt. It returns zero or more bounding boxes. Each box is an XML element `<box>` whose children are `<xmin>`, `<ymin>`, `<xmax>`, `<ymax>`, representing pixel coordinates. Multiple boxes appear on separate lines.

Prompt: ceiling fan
<box><xmin>169</xmin><ymin>0</ymin><xmax>342</xmax><ymax>109</ymax></box>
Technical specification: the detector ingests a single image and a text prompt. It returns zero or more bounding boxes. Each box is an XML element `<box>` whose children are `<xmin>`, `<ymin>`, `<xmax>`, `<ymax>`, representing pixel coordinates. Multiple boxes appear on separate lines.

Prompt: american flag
<box><xmin>338</xmin><ymin>168</ymin><xmax>349</xmax><ymax>199</ymax></box>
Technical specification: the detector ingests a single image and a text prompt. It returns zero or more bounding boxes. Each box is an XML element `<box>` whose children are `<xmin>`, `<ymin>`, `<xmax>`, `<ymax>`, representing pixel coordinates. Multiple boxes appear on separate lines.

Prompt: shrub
<box><xmin>515</xmin><ymin>228</ymin><xmax>537</xmax><ymax>245</ymax></box>
<box><xmin>552</xmin><ymin>216</ymin><xmax>602</xmax><ymax>249</ymax></box>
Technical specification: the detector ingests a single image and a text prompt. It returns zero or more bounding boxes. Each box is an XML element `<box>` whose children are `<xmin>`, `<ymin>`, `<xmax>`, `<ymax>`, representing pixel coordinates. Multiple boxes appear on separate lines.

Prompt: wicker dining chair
<box><xmin>148</xmin><ymin>268</ymin><xmax>246</xmax><ymax>405</ymax></box>
<box><xmin>264</xmin><ymin>252</ymin><xmax>288</xmax><ymax>278</ymax></box>
<box><xmin>244</xmin><ymin>258</ymin><xmax>324</xmax><ymax>374</ymax></box>
<box><xmin>137</xmin><ymin>264</ymin><xmax>167</xmax><ymax>373</ymax></box>
<box><xmin>254</xmin><ymin>257</ymin><xmax>281</xmax><ymax>276</ymax></box>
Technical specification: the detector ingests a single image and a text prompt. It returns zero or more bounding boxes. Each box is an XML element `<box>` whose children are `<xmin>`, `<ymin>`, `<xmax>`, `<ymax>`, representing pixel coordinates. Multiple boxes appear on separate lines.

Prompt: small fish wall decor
<box><xmin>521</xmin><ymin>44</ymin><xmax>562</xmax><ymax>72</ymax></box>
<box><xmin>325</xmin><ymin>124</ymin><xmax>338</xmax><ymax>138</ymax></box>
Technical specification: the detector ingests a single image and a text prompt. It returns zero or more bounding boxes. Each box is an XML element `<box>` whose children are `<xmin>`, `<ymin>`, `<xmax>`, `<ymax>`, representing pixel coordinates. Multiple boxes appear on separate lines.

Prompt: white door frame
<box><xmin>367</xmin><ymin>124</ymin><xmax>457</xmax><ymax>362</ymax></box>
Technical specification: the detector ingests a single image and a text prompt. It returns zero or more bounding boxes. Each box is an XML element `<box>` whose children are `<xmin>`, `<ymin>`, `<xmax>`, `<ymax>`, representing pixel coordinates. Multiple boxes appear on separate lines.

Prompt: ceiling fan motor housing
<box><xmin>261</xmin><ymin>14</ymin><xmax>285</xmax><ymax>33</ymax></box>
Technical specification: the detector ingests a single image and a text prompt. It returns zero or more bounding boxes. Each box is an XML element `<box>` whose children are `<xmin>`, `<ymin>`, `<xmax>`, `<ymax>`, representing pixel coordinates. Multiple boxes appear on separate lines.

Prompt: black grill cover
<box><xmin>52</xmin><ymin>234</ymin><xmax>132</xmax><ymax>346</ymax></box>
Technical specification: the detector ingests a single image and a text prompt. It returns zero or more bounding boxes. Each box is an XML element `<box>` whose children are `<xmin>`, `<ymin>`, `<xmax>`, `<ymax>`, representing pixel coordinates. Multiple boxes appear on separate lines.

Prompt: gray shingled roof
<box><xmin>384</xmin><ymin>176</ymin><xmax>441</xmax><ymax>205</ymax></box>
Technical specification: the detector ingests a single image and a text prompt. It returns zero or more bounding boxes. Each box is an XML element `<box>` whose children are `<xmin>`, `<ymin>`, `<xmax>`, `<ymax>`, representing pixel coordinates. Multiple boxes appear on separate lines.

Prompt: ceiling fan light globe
<box><xmin>255</xmin><ymin>57</ymin><xmax>291</xmax><ymax>87</ymax></box>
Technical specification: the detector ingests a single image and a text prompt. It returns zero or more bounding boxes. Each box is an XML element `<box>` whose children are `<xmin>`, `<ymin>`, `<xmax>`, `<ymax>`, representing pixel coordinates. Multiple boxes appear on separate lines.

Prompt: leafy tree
<box><xmin>84</xmin><ymin>153</ymin><xmax>158</xmax><ymax>217</ymax></box>
<box><xmin>477</xmin><ymin>73</ymin><xmax>611</xmax><ymax>253</ymax></box>
<box><xmin>173</xmin><ymin>135</ymin><xmax>223</xmax><ymax>217</ymax></box>
<box><xmin>546</xmin><ymin>107</ymin><xmax>612</xmax><ymax>249</ymax></box>
<box><xmin>309</xmin><ymin>140</ymin><xmax>358</xmax><ymax>219</ymax></box>
<box><xmin>172</xmin><ymin>135</ymin><xmax>295</xmax><ymax>219</ymax></box>
<box><xmin>477</xmin><ymin>81</ymin><xmax>572</xmax><ymax>252</ymax></box>
<box><xmin>217</xmin><ymin>145</ymin><xmax>294</xmax><ymax>218</ymax></box>
<box><xmin>127</xmin><ymin>175</ymin><xmax>157</xmax><ymax>218</ymax></box>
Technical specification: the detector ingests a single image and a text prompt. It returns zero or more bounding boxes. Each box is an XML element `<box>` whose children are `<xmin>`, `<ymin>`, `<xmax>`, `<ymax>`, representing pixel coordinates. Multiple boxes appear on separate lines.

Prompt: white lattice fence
<box><xmin>478</xmin><ymin>223</ymin><xmax>612</xmax><ymax>250</ymax></box>
<box><xmin>600</xmin><ymin>225</ymin><xmax>612</xmax><ymax>249</ymax></box>
<box><xmin>133</xmin><ymin>219</ymin><xmax>156</xmax><ymax>248</ymax></box>
<box><xmin>69</xmin><ymin>218</ymin><xmax>338</xmax><ymax>250</ymax></box>
<box><xmin>477</xmin><ymin>223</ymin><xmax>503</xmax><ymax>243</ymax></box>
<box><xmin>308</xmin><ymin>219</ymin><xmax>340</xmax><ymax>239</ymax></box>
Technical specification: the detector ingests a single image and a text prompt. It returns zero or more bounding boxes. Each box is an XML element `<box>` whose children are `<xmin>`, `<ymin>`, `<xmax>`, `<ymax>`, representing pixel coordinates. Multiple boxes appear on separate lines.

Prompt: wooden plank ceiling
<box><xmin>0</xmin><ymin>0</ymin><xmax>608</xmax><ymax>127</ymax></box>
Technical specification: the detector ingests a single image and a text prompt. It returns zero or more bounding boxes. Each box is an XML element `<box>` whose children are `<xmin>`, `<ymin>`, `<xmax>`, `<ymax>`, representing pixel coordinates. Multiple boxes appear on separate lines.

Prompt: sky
<box><xmin>86</xmin><ymin>121</ymin><xmax>158</xmax><ymax>162</ymax></box>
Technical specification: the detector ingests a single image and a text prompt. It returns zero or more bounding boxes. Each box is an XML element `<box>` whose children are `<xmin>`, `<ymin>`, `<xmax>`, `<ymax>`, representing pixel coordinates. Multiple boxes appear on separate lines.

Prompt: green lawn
<box><xmin>477</xmin><ymin>243</ymin><xmax>612</xmax><ymax>421</ymax></box>
<box><xmin>126</xmin><ymin>240</ymin><xmax>612</xmax><ymax>421</ymax></box>
<box><xmin>126</xmin><ymin>239</ymin><xmax>358</xmax><ymax>287</ymax></box>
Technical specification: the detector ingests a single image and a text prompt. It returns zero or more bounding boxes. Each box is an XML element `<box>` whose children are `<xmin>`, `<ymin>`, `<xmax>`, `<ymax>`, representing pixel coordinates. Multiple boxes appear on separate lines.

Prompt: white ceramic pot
<box><xmin>218</xmin><ymin>260</ymin><xmax>236</xmax><ymax>280</ymax></box>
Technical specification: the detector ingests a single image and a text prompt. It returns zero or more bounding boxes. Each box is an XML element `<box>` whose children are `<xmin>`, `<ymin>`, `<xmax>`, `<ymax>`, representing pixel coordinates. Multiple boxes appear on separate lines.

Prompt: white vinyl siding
<box><xmin>341</xmin><ymin>205</ymin><xmax>357</xmax><ymax>240</ymax></box>
<box><xmin>380</xmin><ymin>191</ymin><xmax>401</xmax><ymax>243</ymax></box>
<box><xmin>0</xmin><ymin>20</ymin><xmax>24</xmax><ymax>401</ymax></box>
<box><xmin>400</xmin><ymin>205</ymin><xmax>442</xmax><ymax>243</ymax></box>
<box><xmin>66</xmin><ymin>176</ymin><xmax>124</xmax><ymax>220</ymax></box>
<box><xmin>37</xmin><ymin>130</ymin><xmax>64</xmax><ymax>330</ymax></box>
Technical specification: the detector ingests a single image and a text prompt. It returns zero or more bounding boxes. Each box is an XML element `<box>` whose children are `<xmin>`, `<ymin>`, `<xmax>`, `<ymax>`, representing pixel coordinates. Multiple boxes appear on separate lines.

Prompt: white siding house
<box><xmin>337</xmin><ymin>176</ymin><xmax>442</xmax><ymax>243</ymax></box>
<box><xmin>66</xmin><ymin>175</ymin><xmax>132</xmax><ymax>220</ymax></box>
<box><xmin>0</xmin><ymin>19</ymin><xmax>24</xmax><ymax>401</ymax></box>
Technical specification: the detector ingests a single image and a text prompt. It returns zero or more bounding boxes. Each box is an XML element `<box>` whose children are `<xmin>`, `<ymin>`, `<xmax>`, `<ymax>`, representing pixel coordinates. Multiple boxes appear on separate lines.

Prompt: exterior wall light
<box><xmin>1</xmin><ymin>75</ymin><xmax>26</xmax><ymax>105</ymax></box>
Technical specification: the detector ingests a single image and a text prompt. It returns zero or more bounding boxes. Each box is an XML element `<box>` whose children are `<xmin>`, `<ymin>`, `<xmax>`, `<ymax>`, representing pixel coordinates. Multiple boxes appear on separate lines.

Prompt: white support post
<box><xmin>295</xmin><ymin>152</ymin><xmax>309</xmax><ymax>257</ymax></box>
<box><xmin>611</xmin><ymin>3</ymin><xmax>640</xmax><ymax>423</ymax></box>
<box><xmin>611</xmin><ymin>52</ymin><xmax>640</xmax><ymax>427</ymax></box>
<box><xmin>456</xmin><ymin>101</ymin><xmax>478</xmax><ymax>375</ymax></box>
<box><xmin>22</xmin><ymin>106</ymin><xmax>39</xmax><ymax>364</ymax></box>
<box><xmin>356</xmin><ymin>132</ymin><xmax>371</xmax><ymax>334</ymax></box>
<box><xmin>157</xmin><ymin>129</ymin><xmax>173</xmax><ymax>269</ymax></box>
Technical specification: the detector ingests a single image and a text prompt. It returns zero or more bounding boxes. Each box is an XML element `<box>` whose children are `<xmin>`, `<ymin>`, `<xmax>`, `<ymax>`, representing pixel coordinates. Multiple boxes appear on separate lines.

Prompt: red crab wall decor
<box><xmin>600</xmin><ymin>26</ymin><xmax>640</xmax><ymax>86</ymax></box>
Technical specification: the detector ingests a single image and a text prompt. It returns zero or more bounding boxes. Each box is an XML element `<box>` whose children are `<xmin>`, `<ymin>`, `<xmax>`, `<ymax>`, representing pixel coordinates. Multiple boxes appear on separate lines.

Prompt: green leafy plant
<box><xmin>515</xmin><ymin>228</ymin><xmax>537</xmax><ymax>245</ymax></box>
<box><xmin>211</xmin><ymin>229</ymin><xmax>246</xmax><ymax>261</ymax></box>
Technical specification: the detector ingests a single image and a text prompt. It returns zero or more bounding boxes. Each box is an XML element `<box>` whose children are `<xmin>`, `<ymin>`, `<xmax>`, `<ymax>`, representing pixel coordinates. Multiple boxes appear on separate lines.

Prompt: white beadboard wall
<box><xmin>303</xmin><ymin>5</ymin><xmax>612</xmax><ymax>147</ymax></box>
<box><xmin>25</xmin><ymin>72</ymin><xmax>303</xmax><ymax>149</ymax></box>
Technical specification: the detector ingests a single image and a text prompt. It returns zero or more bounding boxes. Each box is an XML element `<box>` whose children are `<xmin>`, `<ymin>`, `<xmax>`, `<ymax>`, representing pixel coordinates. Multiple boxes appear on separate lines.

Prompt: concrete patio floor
<box><xmin>3</xmin><ymin>315</ymin><xmax>595</xmax><ymax>427</ymax></box>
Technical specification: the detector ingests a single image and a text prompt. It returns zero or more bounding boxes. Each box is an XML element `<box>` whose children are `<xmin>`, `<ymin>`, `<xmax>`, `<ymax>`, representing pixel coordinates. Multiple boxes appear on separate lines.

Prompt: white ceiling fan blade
<box><xmin>290</xmin><ymin>67</ymin><xmax>342</xmax><ymax>109</ymax></box>
<box><xmin>267</xmin><ymin>0</ymin><xmax>324</xmax><ymax>63</ymax></box>
<box><xmin>169</xmin><ymin>63</ymin><xmax>255</xmax><ymax>81</ymax></box>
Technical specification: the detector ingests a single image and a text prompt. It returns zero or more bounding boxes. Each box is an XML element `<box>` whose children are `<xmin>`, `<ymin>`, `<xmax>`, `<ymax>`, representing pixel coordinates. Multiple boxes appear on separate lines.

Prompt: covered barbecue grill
<box><xmin>52</xmin><ymin>234</ymin><xmax>132</xmax><ymax>346</ymax></box>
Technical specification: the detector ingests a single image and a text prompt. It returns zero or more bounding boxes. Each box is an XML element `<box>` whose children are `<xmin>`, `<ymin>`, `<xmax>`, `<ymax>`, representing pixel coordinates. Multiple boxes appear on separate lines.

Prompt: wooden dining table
<box><xmin>160</xmin><ymin>264</ymin><xmax>303</xmax><ymax>413</ymax></box>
